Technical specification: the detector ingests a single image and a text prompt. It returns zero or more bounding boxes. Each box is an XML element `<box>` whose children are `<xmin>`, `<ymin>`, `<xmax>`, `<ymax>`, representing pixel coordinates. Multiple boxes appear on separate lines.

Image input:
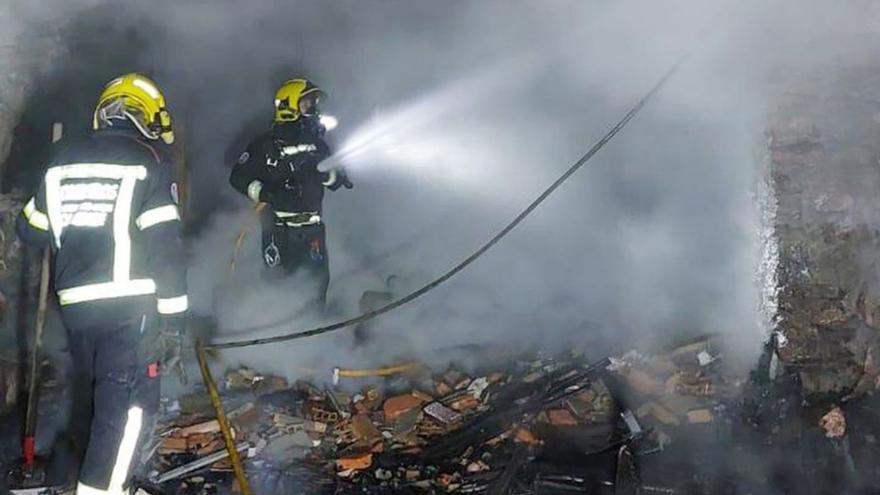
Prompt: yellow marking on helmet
<box><xmin>132</xmin><ymin>78</ymin><xmax>160</xmax><ymax>99</ymax></box>
<box><xmin>93</xmin><ymin>73</ymin><xmax>173</xmax><ymax>143</ymax></box>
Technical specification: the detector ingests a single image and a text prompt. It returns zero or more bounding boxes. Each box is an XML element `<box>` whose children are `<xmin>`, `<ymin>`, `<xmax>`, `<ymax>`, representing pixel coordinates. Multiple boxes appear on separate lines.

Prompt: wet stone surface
<box><xmin>769</xmin><ymin>67</ymin><xmax>880</xmax><ymax>397</ymax></box>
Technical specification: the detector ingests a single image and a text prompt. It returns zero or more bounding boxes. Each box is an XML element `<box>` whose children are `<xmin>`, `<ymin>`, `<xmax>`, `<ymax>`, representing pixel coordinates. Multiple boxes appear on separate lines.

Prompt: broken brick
<box><xmin>383</xmin><ymin>394</ymin><xmax>427</xmax><ymax>422</ymax></box>
<box><xmin>228</xmin><ymin>403</ymin><xmax>260</xmax><ymax>434</ymax></box>
<box><xmin>820</xmin><ymin>405</ymin><xmax>846</xmax><ymax>438</ymax></box>
<box><xmin>435</xmin><ymin>381</ymin><xmax>453</xmax><ymax>396</ymax></box>
<box><xmin>625</xmin><ymin>368</ymin><xmax>661</xmax><ymax>395</ymax></box>
<box><xmin>411</xmin><ymin>390</ymin><xmax>434</xmax><ymax>403</ymax></box>
<box><xmin>351</xmin><ymin>414</ymin><xmax>381</xmax><ymax>443</ymax></box>
<box><xmin>307</xmin><ymin>404</ymin><xmax>340</xmax><ymax>424</ymax></box>
<box><xmin>686</xmin><ymin>409</ymin><xmax>714</xmax><ymax>424</ymax></box>
<box><xmin>335</xmin><ymin>418</ymin><xmax>357</xmax><ymax>444</ymax></box>
<box><xmin>437</xmin><ymin>473</ymin><xmax>457</xmax><ymax>487</ymax></box>
<box><xmin>186</xmin><ymin>433</ymin><xmax>220</xmax><ymax>451</ymax></box>
<box><xmin>158</xmin><ymin>436</ymin><xmax>188</xmax><ymax>454</ymax></box>
<box><xmin>442</xmin><ymin>370</ymin><xmax>465</xmax><ymax>386</ymax></box>
<box><xmin>637</xmin><ymin>401</ymin><xmax>680</xmax><ymax>426</ymax></box>
<box><xmin>676</xmin><ymin>381</ymin><xmax>715</xmax><ymax>396</ymax></box>
<box><xmin>514</xmin><ymin>427</ymin><xmax>540</xmax><ymax>445</ymax></box>
<box><xmin>648</xmin><ymin>357</ymin><xmax>677</xmax><ymax>375</ymax></box>
<box><xmin>449</xmin><ymin>395</ymin><xmax>480</xmax><ymax>412</ymax></box>
<box><xmin>255</xmin><ymin>374</ymin><xmax>288</xmax><ymax>394</ymax></box>
<box><xmin>488</xmin><ymin>372</ymin><xmax>506</xmax><ymax>383</ymax></box>
<box><xmin>363</xmin><ymin>389</ymin><xmax>383</xmax><ymax>411</ymax></box>
<box><xmin>336</xmin><ymin>453</ymin><xmax>373</xmax><ymax>472</ymax></box>
<box><xmin>454</xmin><ymin>378</ymin><xmax>471</xmax><ymax>390</ymax></box>
<box><xmin>417</xmin><ymin>419</ymin><xmax>446</xmax><ymax>437</ymax></box>
<box><xmin>196</xmin><ymin>439</ymin><xmax>222</xmax><ymax>456</ymax></box>
<box><xmin>548</xmin><ymin>409</ymin><xmax>579</xmax><ymax>427</ymax></box>
<box><xmin>565</xmin><ymin>392</ymin><xmax>595</xmax><ymax>419</ymax></box>
<box><xmin>179</xmin><ymin>420</ymin><xmax>220</xmax><ymax>436</ymax></box>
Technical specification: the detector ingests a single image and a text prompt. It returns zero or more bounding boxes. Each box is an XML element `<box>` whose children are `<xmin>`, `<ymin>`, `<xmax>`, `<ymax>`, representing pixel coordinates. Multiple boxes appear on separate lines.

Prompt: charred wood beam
<box><xmin>487</xmin><ymin>443</ymin><xmax>530</xmax><ymax>495</ymax></box>
<box><xmin>424</xmin><ymin>358</ymin><xmax>609</xmax><ymax>460</ymax></box>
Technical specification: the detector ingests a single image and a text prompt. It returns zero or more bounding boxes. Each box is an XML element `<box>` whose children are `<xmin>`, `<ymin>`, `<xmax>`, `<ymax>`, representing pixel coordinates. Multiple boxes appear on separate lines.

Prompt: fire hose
<box><xmin>205</xmin><ymin>56</ymin><xmax>686</xmax><ymax>351</ymax></box>
<box><xmin>268</xmin><ymin>362</ymin><xmax>425</xmax><ymax>384</ymax></box>
<box><xmin>333</xmin><ymin>362</ymin><xmax>421</xmax><ymax>378</ymax></box>
<box><xmin>217</xmin><ymin>211</ymin><xmax>454</xmax><ymax>338</ymax></box>
<box><xmin>229</xmin><ymin>202</ymin><xmax>267</xmax><ymax>272</ymax></box>
<box><xmin>195</xmin><ymin>340</ymin><xmax>253</xmax><ymax>495</ymax></box>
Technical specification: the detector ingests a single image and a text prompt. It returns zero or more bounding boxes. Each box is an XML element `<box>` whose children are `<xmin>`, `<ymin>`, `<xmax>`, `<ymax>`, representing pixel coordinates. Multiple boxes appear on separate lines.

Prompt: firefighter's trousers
<box><xmin>261</xmin><ymin>216</ymin><xmax>330</xmax><ymax>309</ymax></box>
<box><xmin>62</xmin><ymin>298</ymin><xmax>160</xmax><ymax>495</ymax></box>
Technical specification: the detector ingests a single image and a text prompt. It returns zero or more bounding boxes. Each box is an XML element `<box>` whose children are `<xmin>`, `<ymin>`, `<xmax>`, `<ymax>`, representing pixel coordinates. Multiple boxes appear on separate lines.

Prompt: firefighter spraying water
<box><xmin>229</xmin><ymin>78</ymin><xmax>352</xmax><ymax>311</ymax></box>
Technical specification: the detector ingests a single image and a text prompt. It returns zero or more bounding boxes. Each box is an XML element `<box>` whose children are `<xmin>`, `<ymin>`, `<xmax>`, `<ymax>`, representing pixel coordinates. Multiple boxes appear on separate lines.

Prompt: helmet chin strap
<box><xmin>97</xmin><ymin>99</ymin><xmax>127</xmax><ymax>127</ymax></box>
<box><xmin>123</xmin><ymin>110</ymin><xmax>161</xmax><ymax>141</ymax></box>
<box><xmin>97</xmin><ymin>99</ymin><xmax>161</xmax><ymax>141</ymax></box>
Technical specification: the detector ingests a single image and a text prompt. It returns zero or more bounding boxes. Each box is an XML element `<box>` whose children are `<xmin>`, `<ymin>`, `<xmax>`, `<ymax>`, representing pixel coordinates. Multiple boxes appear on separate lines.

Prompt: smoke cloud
<box><xmin>6</xmin><ymin>0</ymin><xmax>880</xmax><ymax>382</ymax></box>
<box><xmin>172</xmin><ymin>0</ymin><xmax>764</xmax><ymax>378</ymax></box>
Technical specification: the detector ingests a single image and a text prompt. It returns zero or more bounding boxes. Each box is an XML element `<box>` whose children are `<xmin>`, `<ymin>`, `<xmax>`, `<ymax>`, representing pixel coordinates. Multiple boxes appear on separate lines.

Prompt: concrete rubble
<box><xmin>819</xmin><ymin>405</ymin><xmax>846</xmax><ymax>439</ymax></box>
<box><xmin>149</xmin><ymin>353</ymin><xmax>620</xmax><ymax>494</ymax></box>
<box><xmin>145</xmin><ymin>339</ymin><xmax>755</xmax><ymax>495</ymax></box>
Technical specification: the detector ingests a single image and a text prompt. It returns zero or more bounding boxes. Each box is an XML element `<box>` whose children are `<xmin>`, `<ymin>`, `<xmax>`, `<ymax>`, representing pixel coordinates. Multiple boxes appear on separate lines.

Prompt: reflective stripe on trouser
<box><xmin>66</xmin><ymin>313</ymin><xmax>160</xmax><ymax>494</ymax></box>
<box><xmin>76</xmin><ymin>407</ymin><xmax>142</xmax><ymax>495</ymax></box>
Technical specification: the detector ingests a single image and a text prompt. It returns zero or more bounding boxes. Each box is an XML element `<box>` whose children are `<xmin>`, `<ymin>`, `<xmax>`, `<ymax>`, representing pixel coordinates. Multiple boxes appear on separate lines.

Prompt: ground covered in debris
<box><xmin>138</xmin><ymin>338</ymin><xmax>880</xmax><ymax>495</ymax></box>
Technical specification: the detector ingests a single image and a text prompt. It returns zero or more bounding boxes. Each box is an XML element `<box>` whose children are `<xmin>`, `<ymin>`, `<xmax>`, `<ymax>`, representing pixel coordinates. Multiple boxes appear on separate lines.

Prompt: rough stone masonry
<box><xmin>769</xmin><ymin>65</ymin><xmax>880</xmax><ymax>396</ymax></box>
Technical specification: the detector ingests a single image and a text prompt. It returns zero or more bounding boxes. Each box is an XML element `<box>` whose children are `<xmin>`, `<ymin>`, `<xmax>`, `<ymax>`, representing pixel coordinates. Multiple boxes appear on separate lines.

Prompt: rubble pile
<box><xmin>151</xmin><ymin>356</ymin><xmax>640</xmax><ymax>494</ymax></box>
<box><xmin>149</xmin><ymin>342</ymin><xmax>738</xmax><ymax>494</ymax></box>
<box><xmin>607</xmin><ymin>337</ymin><xmax>737</xmax><ymax>445</ymax></box>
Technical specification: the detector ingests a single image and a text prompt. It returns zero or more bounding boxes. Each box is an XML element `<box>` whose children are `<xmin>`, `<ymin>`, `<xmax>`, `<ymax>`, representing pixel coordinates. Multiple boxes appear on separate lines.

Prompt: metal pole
<box><xmin>151</xmin><ymin>442</ymin><xmax>249</xmax><ymax>485</ymax></box>
<box><xmin>22</xmin><ymin>248</ymin><xmax>50</xmax><ymax>466</ymax></box>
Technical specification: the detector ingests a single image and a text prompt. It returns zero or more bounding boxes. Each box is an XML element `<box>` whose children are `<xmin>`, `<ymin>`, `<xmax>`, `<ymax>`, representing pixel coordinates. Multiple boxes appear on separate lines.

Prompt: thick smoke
<box><xmin>170</xmin><ymin>0</ymin><xmax>765</xmax><ymax>377</ymax></box>
<box><xmin>7</xmin><ymin>0</ymin><xmax>880</xmax><ymax>382</ymax></box>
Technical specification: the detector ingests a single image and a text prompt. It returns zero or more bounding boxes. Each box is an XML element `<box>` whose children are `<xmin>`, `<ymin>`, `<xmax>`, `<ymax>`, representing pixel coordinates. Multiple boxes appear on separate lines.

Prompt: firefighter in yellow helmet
<box><xmin>230</xmin><ymin>78</ymin><xmax>351</xmax><ymax>308</ymax></box>
<box><xmin>92</xmin><ymin>73</ymin><xmax>175</xmax><ymax>144</ymax></box>
<box><xmin>18</xmin><ymin>73</ymin><xmax>187</xmax><ymax>494</ymax></box>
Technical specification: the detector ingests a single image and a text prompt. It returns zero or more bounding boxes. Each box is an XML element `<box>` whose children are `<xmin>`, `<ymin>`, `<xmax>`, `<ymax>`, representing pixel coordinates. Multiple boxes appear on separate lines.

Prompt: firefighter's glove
<box><xmin>327</xmin><ymin>168</ymin><xmax>353</xmax><ymax>191</ymax></box>
<box><xmin>340</xmin><ymin>172</ymin><xmax>354</xmax><ymax>190</ymax></box>
<box><xmin>159</xmin><ymin>314</ymin><xmax>188</xmax><ymax>384</ymax></box>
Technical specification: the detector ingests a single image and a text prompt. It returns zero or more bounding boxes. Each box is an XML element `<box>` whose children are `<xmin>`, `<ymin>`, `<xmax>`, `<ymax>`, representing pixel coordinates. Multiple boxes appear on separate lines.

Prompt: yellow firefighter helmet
<box><xmin>274</xmin><ymin>78</ymin><xmax>326</xmax><ymax>123</ymax></box>
<box><xmin>92</xmin><ymin>73</ymin><xmax>174</xmax><ymax>144</ymax></box>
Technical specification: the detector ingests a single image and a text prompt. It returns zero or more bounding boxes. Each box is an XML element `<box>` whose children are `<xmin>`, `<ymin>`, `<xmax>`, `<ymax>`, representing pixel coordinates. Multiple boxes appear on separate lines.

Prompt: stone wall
<box><xmin>0</xmin><ymin>8</ymin><xmax>61</xmax><ymax>413</ymax></box>
<box><xmin>0</xmin><ymin>195</ymin><xmax>26</xmax><ymax>414</ymax></box>
<box><xmin>769</xmin><ymin>67</ymin><xmax>880</xmax><ymax>396</ymax></box>
<box><xmin>0</xmin><ymin>71</ymin><xmax>29</xmax><ymax>182</ymax></box>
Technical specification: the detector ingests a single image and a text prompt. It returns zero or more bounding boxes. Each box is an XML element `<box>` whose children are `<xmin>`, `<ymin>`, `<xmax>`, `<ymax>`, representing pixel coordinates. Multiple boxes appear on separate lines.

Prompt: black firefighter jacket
<box><xmin>229</xmin><ymin>122</ymin><xmax>343</xmax><ymax>217</ymax></box>
<box><xmin>16</xmin><ymin>128</ymin><xmax>188</xmax><ymax>319</ymax></box>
